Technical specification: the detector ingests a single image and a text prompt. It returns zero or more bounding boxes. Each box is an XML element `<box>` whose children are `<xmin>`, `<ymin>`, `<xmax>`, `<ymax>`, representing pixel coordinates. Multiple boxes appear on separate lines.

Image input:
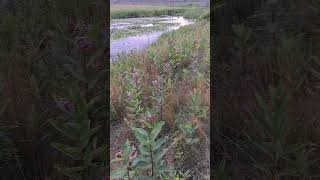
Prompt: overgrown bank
<box><xmin>110</xmin><ymin>19</ymin><xmax>210</xmax><ymax>179</ymax></box>
<box><xmin>110</xmin><ymin>5</ymin><xmax>209</xmax><ymax>19</ymax></box>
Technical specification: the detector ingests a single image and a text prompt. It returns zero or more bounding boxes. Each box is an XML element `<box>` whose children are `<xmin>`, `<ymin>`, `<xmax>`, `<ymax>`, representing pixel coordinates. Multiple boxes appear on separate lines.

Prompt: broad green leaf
<box><xmin>134</xmin><ymin>161</ymin><xmax>152</xmax><ymax>170</ymax></box>
<box><xmin>150</xmin><ymin>121</ymin><xmax>165</xmax><ymax>141</ymax></box>
<box><xmin>145</xmin><ymin>121</ymin><xmax>153</xmax><ymax>129</ymax></box>
<box><xmin>50</xmin><ymin>120</ymin><xmax>77</xmax><ymax>140</ymax></box>
<box><xmin>152</xmin><ymin>137</ymin><xmax>167</xmax><ymax>151</ymax></box>
<box><xmin>155</xmin><ymin>148</ymin><xmax>169</xmax><ymax>162</ymax></box>
<box><xmin>139</xmin><ymin>145</ymin><xmax>150</xmax><ymax>155</ymax></box>
<box><xmin>131</xmin><ymin>127</ymin><xmax>149</xmax><ymax>143</ymax></box>
<box><xmin>51</xmin><ymin>143</ymin><xmax>81</xmax><ymax>160</ymax></box>
<box><xmin>80</xmin><ymin>125</ymin><xmax>101</xmax><ymax>144</ymax></box>
<box><xmin>123</xmin><ymin>139</ymin><xmax>131</xmax><ymax>164</ymax></box>
<box><xmin>158</xmin><ymin>165</ymin><xmax>173</xmax><ymax>173</ymax></box>
<box><xmin>61</xmin><ymin>166</ymin><xmax>85</xmax><ymax>178</ymax></box>
<box><xmin>86</xmin><ymin>145</ymin><xmax>107</xmax><ymax>161</ymax></box>
<box><xmin>110</xmin><ymin>167</ymin><xmax>126</xmax><ymax>179</ymax></box>
<box><xmin>132</xmin><ymin>156</ymin><xmax>151</xmax><ymax>168</ymax></box>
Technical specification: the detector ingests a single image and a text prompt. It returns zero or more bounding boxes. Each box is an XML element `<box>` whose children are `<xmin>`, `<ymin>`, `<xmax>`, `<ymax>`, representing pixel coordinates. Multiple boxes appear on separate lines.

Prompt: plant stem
<box><xmin>127</xmin><ymin>170</ymin><xmax>131</xmax><ymax>180</ymax></box>
<box><xmin>150</xmin><ymin>143</ymin><xmax>154</xmax><ymax>177</ymax></box>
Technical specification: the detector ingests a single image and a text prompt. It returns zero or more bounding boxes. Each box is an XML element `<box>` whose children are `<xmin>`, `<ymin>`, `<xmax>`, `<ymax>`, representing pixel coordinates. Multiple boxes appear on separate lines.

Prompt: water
<box><xmin>110</xmin><ymin>16</ymin><xmax>193</xmax><ymax>61</ymax></box>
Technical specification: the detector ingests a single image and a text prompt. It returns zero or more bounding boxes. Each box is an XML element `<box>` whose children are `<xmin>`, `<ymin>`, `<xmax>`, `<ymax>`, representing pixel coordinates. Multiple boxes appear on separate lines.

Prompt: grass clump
<box><xmin>182</xmin><ymin>7</ymin><xmax>210</xmax><ymax>19</ymax></box>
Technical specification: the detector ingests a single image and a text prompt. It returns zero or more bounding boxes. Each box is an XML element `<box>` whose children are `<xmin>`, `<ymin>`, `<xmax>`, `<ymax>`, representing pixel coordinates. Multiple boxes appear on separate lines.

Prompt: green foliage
<box><xmin>50</xmin><ymin>83</ymin><xmax>106</xmax><ymax>180</ymax></box>
<box><xmin>111</xmin><ymin>120</ymin><xmax>173</xmax><ymax>179</ymax></box>
<box><xmin>111</xmin><ymin>20</ymin><xmax>210</xmax><ymax>179</ymax></box>
<box><xmin>232</xmin><ymin>24</ymin><xmax>252</xmax><ymax>55</ymax></box>
<box><xmin>111</xmin><ymin>6</ymin><xmax>187</xmax><ymax>19</ymax></box>
<box><xmin>131</xmin><ymin>120</ymin><xmax>172</xmax><ymax>178</ymax></box>
<box><xmin>189</xmin><ymin>88</ymin><xmax>208</xmax><ymax>120</ymax></box>
<box><xmin>247</xmin><ymin>86</ymin><xmax>316</xmax><ymax>178</ymax></box>
<box><xmin>183</xmin><ymin>7</ymin><xmax>209</xmax><ymax>19</ymax></box>
<box><xmin>178</xmin><ymin>122</ymin><xmax>199</xmax><ymax>145</ymax></box>
<box><xmin>110</xmin><ymin>140</ymin><xmax>136</xmax><ymax>179</ymax></box>
<box><xmin>125</xmin><ymin>68</ymin><xmax>145</xmax><ymax>123</ymax></box>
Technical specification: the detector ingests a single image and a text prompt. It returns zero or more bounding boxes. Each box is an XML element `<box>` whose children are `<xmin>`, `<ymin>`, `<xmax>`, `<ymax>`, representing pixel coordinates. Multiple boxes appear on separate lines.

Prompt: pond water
<box><xmin>110</xmin><ymin>16</ymin><xmax>193</xmax><ymax>61</ymax></box>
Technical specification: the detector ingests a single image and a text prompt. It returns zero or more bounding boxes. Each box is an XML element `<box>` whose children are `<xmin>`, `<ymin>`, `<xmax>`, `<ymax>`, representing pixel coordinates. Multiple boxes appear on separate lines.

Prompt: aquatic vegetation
<box><xmin>111</xmin><ymin>22</ymin><xmax>175</xmax><ymax>41</ymax></box>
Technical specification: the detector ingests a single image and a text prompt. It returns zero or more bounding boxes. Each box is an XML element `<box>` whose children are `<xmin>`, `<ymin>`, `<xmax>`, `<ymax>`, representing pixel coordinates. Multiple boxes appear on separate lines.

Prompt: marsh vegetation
<box><xmin>110</xmin><ymin>4</ymin><xmax>210</xmax><ymax>180</ymax></box>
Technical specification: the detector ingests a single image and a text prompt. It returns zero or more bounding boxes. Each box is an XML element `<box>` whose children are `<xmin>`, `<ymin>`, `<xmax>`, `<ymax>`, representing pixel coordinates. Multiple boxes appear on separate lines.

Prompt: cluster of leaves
<box><xmin>111</xmin><ymin>119</ymin><xmax>174</xmax><ymax>179</ymax></box>
<box><xmin>50</xmin><ymin>83</ymin><xmax>107</xmax><ymax>179</ymax></box>
<box><xmin>125</xmin><ymin>68</ymin><xmax>145</xmax><ymax>124</ymax></box>
<box><xmin>178</xmin><ymin>122</ymin><xmax>199</xmax><ymax>145</ymax></box>
<box><xmin>188</xmin><ymin>88</ymin><xmax>209</xmax><ymax>120</ymax></box>
<box><xmin>246</xmin><ymin>86</ymin><xmax>317</xmax><ymax>179</ymax></box>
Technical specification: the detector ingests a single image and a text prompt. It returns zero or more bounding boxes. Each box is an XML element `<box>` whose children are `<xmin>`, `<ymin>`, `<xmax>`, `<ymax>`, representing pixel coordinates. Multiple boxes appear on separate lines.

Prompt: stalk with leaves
<box><xmin>50</xmin><ymin>83</ymin><xmax>106</xmax><ymax>180</ymax></box>
<box><xmin>247</xmin><ymin>86</ymin><xmax>317</xmax><ymax>179</ymax></box>
<box><xmin>111</xmin><ymin>115</ymin><xmax>173</xmax><ymax>179</ymax></box>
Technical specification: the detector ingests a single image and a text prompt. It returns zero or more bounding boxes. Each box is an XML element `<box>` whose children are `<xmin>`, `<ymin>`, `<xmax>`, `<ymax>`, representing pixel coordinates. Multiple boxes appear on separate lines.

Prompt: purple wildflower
<box><xmin>152</xmin><ymin>79</ymin><xmax>161</xmax><ymax>91</ymax></box>
<box><xmin>115</xmin><ymin>150</ymin><xmax>123</xmax><ymax>158</ymax></box>
<box><xmin>144</xmin><ymin>114</ymin><xmax>157</xmax><ymax>123</ymax></box>
<box><xmin>129</xmin><ymin>146</ymin><xmax>138</xmax><ymax>160</ymax></box>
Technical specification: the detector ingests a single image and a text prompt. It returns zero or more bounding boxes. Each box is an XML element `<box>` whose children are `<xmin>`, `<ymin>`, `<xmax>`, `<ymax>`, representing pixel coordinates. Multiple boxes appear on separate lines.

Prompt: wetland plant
<box><xmin>111</xmin><ymin>118</ymin><xmax>173</xmax><ymax>179</ymax></box>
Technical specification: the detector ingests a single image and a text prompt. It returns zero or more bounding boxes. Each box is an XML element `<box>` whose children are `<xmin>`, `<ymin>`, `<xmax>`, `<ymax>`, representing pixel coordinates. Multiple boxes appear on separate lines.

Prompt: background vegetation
<box><xmin>110</xmin><ymin>5</ymin><xmax>209</xmax><ymax>19</ymax></box>
<box><xmin>0</xmin><ymin>0</ymin><xmax>108</xmax><ymax>179</ymax></box>
<box><xmin>213</xmin><ymin>0</ymin><xmax>320</xmax><ymax>179</ymax></box>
